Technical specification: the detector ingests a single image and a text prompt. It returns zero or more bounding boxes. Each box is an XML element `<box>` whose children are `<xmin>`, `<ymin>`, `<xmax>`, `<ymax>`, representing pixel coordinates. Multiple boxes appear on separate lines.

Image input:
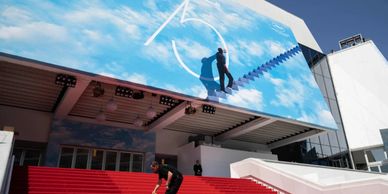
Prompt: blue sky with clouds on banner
<box><xmin>0</xmin><ymin>0</ymin><xmax>337</xmax><ymax>129</ymax></box>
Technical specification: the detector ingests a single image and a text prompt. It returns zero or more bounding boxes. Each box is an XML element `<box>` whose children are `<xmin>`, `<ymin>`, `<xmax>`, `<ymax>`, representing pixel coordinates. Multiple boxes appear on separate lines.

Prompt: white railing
<box><xmin>0</xmin><ymin>131</ymin><xmax>15</xmax><ymax>194</ymax></box>
<box><xmin>231</xmin><ymin>158</ymin><xmax>388</xmax><ymax>194</ymax></box>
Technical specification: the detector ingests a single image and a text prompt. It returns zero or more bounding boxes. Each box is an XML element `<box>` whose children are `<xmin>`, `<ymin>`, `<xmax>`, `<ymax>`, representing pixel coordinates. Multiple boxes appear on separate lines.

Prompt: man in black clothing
<box><xmin>216</xmin><ymin>48</ymin><xmax>234</xmax><ymax>93</ymax></box>
<box><xmin>193</xmin><ymin>160</ymin><xmax>202</xmax><ymax>176</ymax></box>
<box><xmin>151</xmin><ymin>161</ymin><xmax>183</xmax><ymax>194</ymax></box>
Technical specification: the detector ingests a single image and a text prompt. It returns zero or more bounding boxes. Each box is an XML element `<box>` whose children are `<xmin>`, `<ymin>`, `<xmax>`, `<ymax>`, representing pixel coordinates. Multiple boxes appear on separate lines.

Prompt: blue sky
<box><xmin>268</xmin><ymin>0</ymin><xmax>388</xmax><ymax>59</ymax></box>
<box><xmin>0</xmin><ymin>0</ymin><xmax>337</xmax><ymax>129</ymax></box>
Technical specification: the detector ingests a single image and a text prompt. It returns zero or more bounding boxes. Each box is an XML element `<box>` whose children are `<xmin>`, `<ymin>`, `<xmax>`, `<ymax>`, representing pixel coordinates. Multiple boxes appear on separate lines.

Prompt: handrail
<box><xmin>0</xmin><ymin>131</ymin><xmax>15</xmax><ymax>194</ymax></box>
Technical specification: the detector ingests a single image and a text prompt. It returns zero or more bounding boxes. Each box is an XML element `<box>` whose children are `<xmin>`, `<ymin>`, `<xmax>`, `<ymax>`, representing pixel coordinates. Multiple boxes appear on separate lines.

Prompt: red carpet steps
<box><xmin>10</xmin><ymin>166</ymin><xmax>277</xmax><ymax>194</ymax></box>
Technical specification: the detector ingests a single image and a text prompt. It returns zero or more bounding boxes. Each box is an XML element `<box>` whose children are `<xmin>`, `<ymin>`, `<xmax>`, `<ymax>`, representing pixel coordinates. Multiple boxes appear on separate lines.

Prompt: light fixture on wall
<box><xmin>134</xmin><ymin>115</ymin><xmax>144</xmax><ymax>127</ymax></box>
<box><xmin>106</xmin><ymin>98</ymin><xmax>118</xmax><ymax>112</ymax></box>
<box><xmin>96</xmin><ymin>110</ymin><xmax>106</xmax><ymax>122</ymax></box>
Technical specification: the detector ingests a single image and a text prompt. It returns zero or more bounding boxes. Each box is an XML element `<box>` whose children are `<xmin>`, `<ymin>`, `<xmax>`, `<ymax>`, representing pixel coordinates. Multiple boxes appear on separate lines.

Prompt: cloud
<box><xmin>164</xmin><ymin>84</ymin><xmax>184</xmax><ymax>93</ymax></box>
<box><xmin>224</xmin><ymin>88</ymin><xmax>264</xmax><ymax>111</ymax></box>
<box><xmin>123</xmin><ymin>73</ymin><xmax>148</xmax><ymax>85</ymax></box>
<box><xmin>0</xmin><ymin>22</ymin><xmax>68</xmax><ymax>42</ymax></box>
<box><xmin>175</xmin><ymin>39</ymin><xmax>212</xmax><ymax>59</ymax></box>
<box><xmin>1</xmin><ymin>6</ymin><xmax>33</xmax><ymax>24</ymax></box>
<box><xmin>190</xmin><ymin>85</ymin><xmax>208</xmax><ymax>99</ymax></box>
<box><xmin>264</xmin><ymin>40</ymin><xmax>286</xmax><ymax>56</ymax></box>
<box><xmin>266</xmin><ymin>73</ymin><xmax>306</xmax><ymax>108</ymax></box>
<box><xmin>142</xmin><ymin>41</ymin><xmax>174</xmax><ymax>68</ymax></box>
<box><xmin>228</xmin><ymin>40</ymin><xmax>265</xmax><ymax>67</ymax></box>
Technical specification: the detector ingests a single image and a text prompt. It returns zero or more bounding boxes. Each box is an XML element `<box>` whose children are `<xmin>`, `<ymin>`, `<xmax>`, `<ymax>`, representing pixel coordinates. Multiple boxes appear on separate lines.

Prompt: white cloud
<box><xmin>264</xmin><ymin>40</ymin><xmax>286</xmax><ymax>56</ymax></box>
<box><xmin>1</xmin><ymin>7</ymin><xmax>33</xmax><ymax>24</ymax></box>
<box><xmin>267</xmin><ymin>73</ymin><xmax>306</xmax><ymax>108</ymax></box>
<box><xmin>164</xmin><ymin>84</ymin><xmax>184</xmax><ymax>93</ymax></box>
<box><xmin>228</xmin><ymin>40</ymin><xmax>264</xmax><ymax>67</ymax></box>
<box><xmin>99</xmin><ymin>72</ymin><xmax>117</xmax><ymax>78</ymax></box>
<box><xmin>190</xmin><ymin>85</ymin><xmax>207</xmax><ymax>99</ymax></box>
<box><xmin>0</xmin><ymin>22</ymin><xmax>68</xmax><ymax>42</ymax></box>
<box><xmin>224</xmin><ymin>88</ymin><xmax>264</xmax><ymax>111</ymax></box>
<box><xmin>142</xmin><ymin>41</ymin><xmax>174</xmax><ymax>68</ymax></box>
<box><xmin>123</xmin><ymin>73</ymin><xmax>148</xmax><ymax>85</ymax></box>
<box><xmin>175</xmin><ymin>39</ymin><xmax>212</xmax><ymax>59</ymax></box>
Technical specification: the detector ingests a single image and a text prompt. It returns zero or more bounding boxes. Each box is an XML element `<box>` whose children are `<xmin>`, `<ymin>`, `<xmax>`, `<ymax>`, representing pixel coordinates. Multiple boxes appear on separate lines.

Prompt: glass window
<box><xmin>321</xmin><ymin>60</ymin><xmax>331</xmax><ymax>78</ymax></box>
<box><xmin>91</xmin><ymin>149</ymin><xmax>104</xmax><ymax>170</ymax></box>
<box><xmin>119</xmin><ymin>153</ymin><xmax>131</xmax><ymax>172</ymax></box>
<box><xmin>309</xmin><ymin>136</ymin><xmax>320</xmax><ymax>144</ymax></box>
<box><xmin>328</xmin><ymin>131</ymin><xmax>340</xmax><ymax>148</ymax></box>
<box><xmin>331</xmin><ymin>146</ymin><xmax>340</xmax><ymax>155</ymax></box>
<box><xmin>324</xmin><ymin>78</ymin><xmax>336</xmax><ymax>99</ymax></box>
<box><xmin>321</xmin><ymin>145</ymin><xmax>332</xmax><ymax>157</ymax></box>
<box><xmin>381</xmin><ymin>164</ymin><xmax>388</xmax><ymax>173</ymax></box>
<box><xmin>329</xmin><ymin>99</ymin><xmax>341</xmax><ymax>123</ymax></box>
<box><xmin>23</xmin><ymin>150</ymin><xmax>41</xmax><ymax>166</ymax></box>
<box><xmin>313</xmin><ymin>64</ymin><xmax>322</xmax><ymax>75</ymax></box>
<box><xmin>75</xmin><ymin>148</ymin><xmax>89</xmax><ymax>169</ymax></box>
<box><xmin>59</xmin><ymin>147</ymin><xmax>74</xmax><ymax>168</ymax></box>
<box><xmin>13</xmin><ymin>148</ymin><xmax>23</xmax><ymax>166</ymax></box>
<box><xmin>132</xmin><ymin>154</ymin><xmax>144</xmax><ymax>172</ymax></box>
<box><xmin>336</xmin><ymin>130</ymin><xmax>348</xmax><ymax>149</ymax></box>
<box><xmin>314</xmin><ymin>74</ymin><xmax>326</xmax><ymax>97</ymax></box>
<box><xmin>319</xmin><ymin>133</ymin><xmax>330</xmax><ymax>146</ymax></box>
<box><xmin>366</xmin><ymin>148</ymin><xmax>385</xmax><ymax>162</ymax></box>
<box><xmin>370</xmin><ymin>166</ymin><xmax>380</xmax><ymax>172</ymax></box>
<box><xmin>105</xmin><ymin>151</ymin><xmax>117</xmax><ymax>171</ymax></box>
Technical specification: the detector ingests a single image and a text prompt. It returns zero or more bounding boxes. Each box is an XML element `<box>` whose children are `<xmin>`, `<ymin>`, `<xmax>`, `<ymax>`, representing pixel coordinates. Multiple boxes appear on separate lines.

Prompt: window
<box><xmin>13</xmin><ymin>148</ymin><xmax>42</xmax><ymax>166</ymax></box>
<box><xmin>58</xmin><ymin>146</ymin><xmax>144</xmax><ymax>172</ymax></box>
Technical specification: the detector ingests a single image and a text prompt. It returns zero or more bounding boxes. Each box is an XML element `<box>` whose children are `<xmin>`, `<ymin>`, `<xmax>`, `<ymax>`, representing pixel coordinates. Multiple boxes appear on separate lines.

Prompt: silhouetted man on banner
<box><xmin>216</xmin><ymin>48</ymin><xmax>234</xmax><ymax>93</ymax></box>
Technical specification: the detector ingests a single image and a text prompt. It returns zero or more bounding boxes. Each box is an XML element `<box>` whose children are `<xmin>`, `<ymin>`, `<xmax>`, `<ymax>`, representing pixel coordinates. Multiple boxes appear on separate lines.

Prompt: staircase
<box><xmin>10</xmin><ymin>166</ymin><xmax>277</xmax><ymax>194</ymax></box>
<box><xmin>209</xmin><ymin>45</ymin><xmax>301</xmax><ymax>101</ymax></box>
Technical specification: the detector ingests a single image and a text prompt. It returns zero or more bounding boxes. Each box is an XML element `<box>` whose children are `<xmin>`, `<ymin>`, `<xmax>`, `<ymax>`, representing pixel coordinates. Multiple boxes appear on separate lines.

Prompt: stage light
<box><xmin>96</xmin><ymin>111</ymin><xmax>106</xmax><ymax>122</ymax></box>
<box><xmin>134</xmin><ymin>115</ymin><xmax>144</xmax><ymax>127</ymax></box>
<box><xmin>159</xmin><ymin>95</ymin><xmax>179</xmax><ymax>106</ymax></box>
<box><xmin>55</xmin><ymin>74</ymin><xmax>77</xmax><ymax>87</ymax></box>
<box><xmin>92</xmin><ymin>82</ymin><xmax>104</xmax><ymax>97</ymax></box>
<box><xmin>106</xmin><ymin>98</ymin><xmax>118</xmax><ymax>112</ymax></box>
<box><xmin>185</xmin><ymin>103</ymin><xmax>196</xmax><ymax>115</ymax></box>
<box><xmin>115</xmin><ymin>86</ymin><xmax>133</xmax><ymax>98</ymax></box>
<box><xmin>202</xmin><ymin>104</ymin><xmax>216</xmax><ymax>114</ymax></box>
<box><xmin>146</xmin><ymin>106</ymin><xmax>157</xmax><ymax>118</ymax></box>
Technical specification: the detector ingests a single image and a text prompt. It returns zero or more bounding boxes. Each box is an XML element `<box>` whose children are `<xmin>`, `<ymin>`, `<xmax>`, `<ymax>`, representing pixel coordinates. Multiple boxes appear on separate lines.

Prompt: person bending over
<box><xmin>151</xmin><ymin>161</ymin><xmax>183</xmax><ymax>194</ymax></box>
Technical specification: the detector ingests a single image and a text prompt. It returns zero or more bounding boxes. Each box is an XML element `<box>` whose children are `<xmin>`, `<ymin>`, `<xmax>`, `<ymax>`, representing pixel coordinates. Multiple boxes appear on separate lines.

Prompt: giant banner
<box><xmin>0</xmin><ymin>0</ymin><xmax>337</xmax><ymax>129</ymax></box>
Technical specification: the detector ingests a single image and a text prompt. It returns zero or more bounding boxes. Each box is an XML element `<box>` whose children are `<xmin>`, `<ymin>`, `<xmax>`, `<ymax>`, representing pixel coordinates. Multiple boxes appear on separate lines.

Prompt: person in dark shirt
<box><xmin>193</xmin><ymin>160</ymin><xmax>202</xmax><ymax>176</ymax></box>
<box><xmin>216</xmin><ymin>48</ymin><xmax>234</xmax><ymax>93</ymax></box>
<box><xmin>151</xmin><ymin>161</ymin><xmax>183</xmax><ymax>194</ymax></box>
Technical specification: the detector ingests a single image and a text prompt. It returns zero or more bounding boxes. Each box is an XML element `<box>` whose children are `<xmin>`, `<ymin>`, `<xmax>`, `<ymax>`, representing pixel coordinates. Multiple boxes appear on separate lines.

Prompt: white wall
<box><xmin>0</xmin><ymin>105</ymin><xmax>52</xmax><ymax>142</ymax></box>
<box><xmin>178</xmin><ymin>143</ymin><xmax>277</xmax><ymax>177</ymax></box>
<box><xmin>0</xmin><ymin>131</ymin><xmax>14</xmax><ymax>193</ymax></box>
<box><xmin>177</xmin><ymin>142</ymin><xmax>201</xmax><ymax>175</ymax></box>
<box><xmin>327</xmin><ymin>41</ymin><xmax>388</xmax><ymax>150</ymax></box>
<box><xmin>238</xmin><ymin>0</ymin><xmax>321</xmax><ymax>52</ymax></box>
<box><xmin>155</xmin><ymin>129</ymin><xmax>193</xmax><ymax>155</ymax></box>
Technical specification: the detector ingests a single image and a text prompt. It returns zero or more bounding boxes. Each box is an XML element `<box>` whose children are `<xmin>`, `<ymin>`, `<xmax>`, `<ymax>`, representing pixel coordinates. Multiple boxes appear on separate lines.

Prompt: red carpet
<box><xmin>10</xmin><ymin>166</ymin><xmax>276</xmax><ymax>194</ymax></box>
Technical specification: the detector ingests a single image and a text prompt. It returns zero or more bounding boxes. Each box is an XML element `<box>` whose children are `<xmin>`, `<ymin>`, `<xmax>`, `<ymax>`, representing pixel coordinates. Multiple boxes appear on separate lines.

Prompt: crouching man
<box><xmin>151</xmin><ymin>161</ymin><xmax>183</xmax><ymax>194</ymax></box>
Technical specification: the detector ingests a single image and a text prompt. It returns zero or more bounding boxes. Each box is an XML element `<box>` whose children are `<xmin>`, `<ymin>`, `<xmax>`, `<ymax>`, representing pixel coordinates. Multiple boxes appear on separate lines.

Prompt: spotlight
<box><xmin>185</xmin><ymin>104</ymin><xmax>196</xmax><ymax>115</ymax></box>
<box><xmin>106</xmin><ymin>99</ymin><xmax>118</xmax><ymax>112</ymax></box>
<box><xmin>133</xmin><ymin>91</ymin><xmax>144</xmax><ymax>100</ymax></box>
<box><xmin>96</xmin><ymin>111</ymin><xmax>106</xmax><ymax>122</ymax></box>
<box><xmin>115</xmin><ymin>86</ymin><xmax>133</xmax><ymax>98</ymax></box>
<box><xmin>146</xmin><ymin>106</ymin><xmax>157</xmax><ymax>118</ymax></box>
<box><xmin>202</xmin><ymin>105</ymin><xmax>216</xmax><ymax>114</ymax></box>
<box><xmin>134</xmin><ymin>115</ymin><xmax>144</xmax><ymax>127</ymax></box>
<box><xmin>55</xmin><ymin>74</ymin><xmax>77</xmax><ymax>87</ymax></box>
<box><xmin>159</xmin><ymin>95</ymin><xmax>178</xmax><ymax>106</ymax></box>
<box><xmin>92</xmin><ymin>82</ymin><xmax>104</xmax><ymax>97</ymax></box>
